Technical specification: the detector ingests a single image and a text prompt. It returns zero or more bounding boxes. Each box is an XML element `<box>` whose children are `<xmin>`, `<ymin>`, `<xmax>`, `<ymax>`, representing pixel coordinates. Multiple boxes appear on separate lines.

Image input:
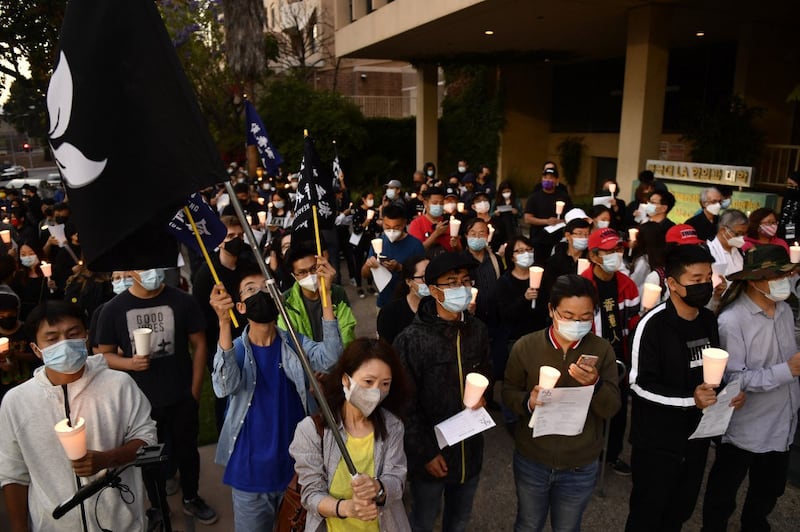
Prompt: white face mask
<box><xmin>760</xmin><ymin>277</ymin><xmax>791</xmax><ymax>302</ymax></box>
<box><xmin>502</xmin><ymin>192</ymin><xmax>512</xmax><ymax>200</ymax></box>
<box><xmin>458</xmin><ymin>166</ymin><xmax>467</xmax><ymax>173</ymax></box>
<box><xmin>706</xmin><ymin>202</ymin><xmax>722</xmax><ymax>216</ymax></box>
<box><xmin>443</xmin><ymin>203</ymin><xmax>456</xmax><ymax>214</ymax></box>
<box><xmin>365</xmin><ymin>198</ymin><xmax>374</xmax><ymax>208</ymax></box>
<box><xmin>571</xmin><ymin>237</ymin><xmax>588</xmax><ymax>251</ymax></box>
<box><xmin>725</xmin><ymin>232</ymin><xmax>745</xmax><ymax>249</ymax></box>
<box><xmin>596</xmin><ymin>220</ymin><xmax>610</xmax><ymax>229</ymax></box>
<box><xmin>600</xmin><ymin>252</ymin><xmax>622</xmax><ymax>273</ymax></box>
<box><xmin>645</xmin><ymin>203</ymin><xmax>658</xmax><ymax>216</ymax></box>
<box><xmin>514</xmin><ymin>251</ymin><xmax>534</xmax><ymax>269</ymax></box>
<box><xmin>474</xmin><ymin>201</ymin><xmax>490</xmax><ymax>214</ymax></box>
<box><xmin>343</xmin><ymin>375</ymin><xmax>387</xmax><ymax>417</ymax></box>
<box><xmin>386</xmin><ymin>188</ymin><xmax>397</xmax><ymax>200</ymax></box>
<box><xmin>297</xmin><ymin>273</ymin><xmax>318</xmax><ymax>292</ymax></box>
<box><xmin>384</xmin><ymin>229</ymin><xmax>402</xmax><ymax>243</ymax></box>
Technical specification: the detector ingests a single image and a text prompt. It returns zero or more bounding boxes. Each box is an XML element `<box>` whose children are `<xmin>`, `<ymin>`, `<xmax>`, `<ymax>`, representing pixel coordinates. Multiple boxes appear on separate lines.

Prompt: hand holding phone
<box><xmin>577</xmin><ymin>354</ymin><xmax>598</xmax><ymax>368</ymax></box>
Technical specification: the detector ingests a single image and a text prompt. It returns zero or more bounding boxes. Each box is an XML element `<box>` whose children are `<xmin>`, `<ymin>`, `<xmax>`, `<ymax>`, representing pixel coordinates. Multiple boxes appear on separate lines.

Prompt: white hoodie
<box><xmin>0</xmin><ymin>355</ymin><xmax>157</xmax><ymax>531</ymax></box>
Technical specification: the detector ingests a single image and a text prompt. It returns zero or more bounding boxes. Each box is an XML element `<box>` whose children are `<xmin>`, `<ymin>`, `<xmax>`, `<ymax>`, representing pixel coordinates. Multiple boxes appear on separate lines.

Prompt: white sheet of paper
<box><xmin>349</xmin><ymin>232</ymin><xmax>363</xmax><ymax>246</ymax></box>
<box><xmin>689</xmin><ymin>379</ymin><xmax>742</xmax><ymax>440</ymax></box>
<box><xmin>47</xmin><ymin>224</ymin><xmax>67</xmax><ymax>244</ymax></box>
<box><xmin>371</xmin><ymin>264</ymin><xmax>392</xmax><ymax>292</ymax></box>
<box><xmin>434</xmin><ymin>407</ymin><xmax>496</xmax><ymax>449</ymax></box>
<box><xmin>496</xmin><ymin>205</ymin><xmax>513</xmax><ymax>213</ymax></box>
<box><xmin>544</xmin><ymin>222</ymin><xmax>566</xmax><ymax>234</ymax></box>
<box><xmin>593</xmin><ymin>196</ymin><xmax>614</xmax><ymax>208</ymax></box>
<box><xmin>530</xmin><ymin>386</ymin><xmax>594</xmax><ymax>438</ymax></box>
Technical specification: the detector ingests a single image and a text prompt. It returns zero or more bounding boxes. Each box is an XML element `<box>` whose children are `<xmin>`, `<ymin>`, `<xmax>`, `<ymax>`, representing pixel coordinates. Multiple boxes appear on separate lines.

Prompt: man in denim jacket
<box><xmin>209</xmin><ymin>261</ymin><xmax>343</xmax><ymax>531</ymax></box>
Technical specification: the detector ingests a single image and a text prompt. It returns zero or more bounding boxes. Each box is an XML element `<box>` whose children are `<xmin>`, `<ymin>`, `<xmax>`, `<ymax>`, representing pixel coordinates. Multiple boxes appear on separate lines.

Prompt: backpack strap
<box><xmin>488</xmin><ymin>252</ymin><xmax>501</xmax><ymax>279</ymax></box>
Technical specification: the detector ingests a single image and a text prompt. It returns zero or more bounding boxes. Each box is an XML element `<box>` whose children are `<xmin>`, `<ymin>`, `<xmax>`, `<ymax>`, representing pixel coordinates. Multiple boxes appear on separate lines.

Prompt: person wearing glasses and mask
<box><xmin>209</xmin><ymin>264</ymin><xmax>343</xmax><ymax>530</ymax></box>
<box><xmin>393</xmin><ymin>252</ymin><xmax>490</xmax><ymax>532</ymax></box>
<box><xmin>503</xmin><ymin>274</ymin><xmax>620</xmax><ymax>531</ymax></box>
<box><xmin>377</xmin><ymin>256</ymin><xmax>429</xmax><ymax>345</ymax></box>
<box><xmin>279</xmin><ymin>244</ymin><xmax>356</xmax><ymax>347</ymax></box>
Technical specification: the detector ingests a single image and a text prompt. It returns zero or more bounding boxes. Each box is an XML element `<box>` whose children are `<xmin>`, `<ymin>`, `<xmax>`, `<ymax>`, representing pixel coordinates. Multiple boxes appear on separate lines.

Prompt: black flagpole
<box><xmin>223</xmin><ymin>181</ymin><xmax>357</xmax><ymax>476</ymax></box>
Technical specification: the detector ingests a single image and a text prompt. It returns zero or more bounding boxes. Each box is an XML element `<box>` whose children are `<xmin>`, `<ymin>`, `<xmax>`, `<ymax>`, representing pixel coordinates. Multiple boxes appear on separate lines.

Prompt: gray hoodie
<box><xmin>0</xmin><ymin>355</ymin><xmax>157</xmax><ymax>531</ymax></box>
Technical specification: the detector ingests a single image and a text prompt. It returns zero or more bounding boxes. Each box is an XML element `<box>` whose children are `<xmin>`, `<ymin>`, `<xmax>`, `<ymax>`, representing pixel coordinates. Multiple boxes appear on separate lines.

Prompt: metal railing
<box><xmin>754</xmin><ymin>144</ymin><xmax>800</xmax><ymax>187</ymax></box>
<box><xmin>347</xmin><ymin>95</ymin><xmax>412</xmax><ymax>118</ymax></box>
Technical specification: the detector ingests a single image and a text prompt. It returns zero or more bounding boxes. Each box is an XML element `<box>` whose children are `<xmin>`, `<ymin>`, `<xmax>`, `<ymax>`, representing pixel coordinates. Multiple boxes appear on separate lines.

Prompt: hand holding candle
<box><xmin>555</xmin><ymin>201</ymin><xmax>565</xmax><ymax>217</ymax></box>
<box><xmin>449</xmin><ymin>217</ymin><xmax>461</xmax><ymax>237</ymax></box>
<box><xmin>40</xmin><ymin>261</ymin><xmax>52</xmax><ymax>278</ymax></box>
<box><xmin>628</xmin><ymin>227</ymin><xmax>639</xmax><ymax>256</ymax></box>
<box><xmin>55</xmin><ymin>417</ymin><xmax>87</xmax><ymax>460</ymax></box>
<box><xmin>609</xmin><ymin>183</ymin><xmax>617</xmax><ymax>196</ymax></box>
<box><xmin>366</xmin><ymin>209</ymin><xmax>375</xmax><ymax>221</ymax></box>
<box><xmin>132</xmin><ymin>328</ymin><xmax>152</xmax><ymax>357</ymax></box>
<box><xmin>371</xmin><ymin>238</ymin><xmax>383</xmax><ymax>258</ymax></box>
<box><xmin>457</xmin><ymin>202</ymin><xmax>465</xmax><ymax>213</ymax></box>
<box><xmin>0</xmin><ymin>229</ymin><xmax>10</xmax><ymax>245</ymax></box>
<box><xmin>257</xmin><ymin>211</ymin><xmax>267</xmax><ymax>225</ymax></box>
<box><xmin>702</xmin><ymin>348</ymin><xmax>729</xmax><ymax>386</ymax></box>
<box><xmin>463</xmin><ymin>372</ymin><xmax>489</xmax><ymax>408</ymax></box>
<box><xmin>529</xmin><ymin>266</ymin><xmax>544</xmax><ymax>308</ymax></box>
<box><xmin>0</xmin><ymin>337</ymin><xmax>9</xmax><ymax>353</ymax></box>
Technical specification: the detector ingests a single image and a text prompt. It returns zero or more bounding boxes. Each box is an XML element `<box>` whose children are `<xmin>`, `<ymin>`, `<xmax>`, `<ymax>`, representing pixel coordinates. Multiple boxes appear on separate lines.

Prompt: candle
<box><xmin>463</xmin><ymin>372</ymin><xmax>488</xmax><ymax>408</ymax></box>
<box><xmin>609</xmin><ymin>183</ymin><xmax>617</xmax><ymax>196</ymax></box>
<box><xmin>371</xmin><ymin>238</ymin><xmax>383</xmax><ymax>256</ymax></box>
<box><xmin>529</xmin><ymin>266</ymin><xmax>544</xmax><ymax>309</ymax></box>
<box><xmin>791</xmin><ymin>242</ymin><xmax>800</xmax><ymax>264</ymax></box>
<box><xmin>257</xmin><ymin>197</ymin><xmax>265</xmax><ymax>206</ymax></box>
<box><xmin>411</xmin><ymin>193</ymin><xmax>417</xmax><ymax>199</ymax></box>
<box><xmin>642</xmin><ymin>283</ymin><xmax>662</xmax><ymax>310</ymax></box>
<box><xmin>577</xmin><ymin>258</ymin><xmax>590</xmax><ymax>275</ymax></box>
<box><xmin>470</xmin><ymin>287</ymin><xmax>478</xmax><ymax>304</ymax></box>
<box><xmin>702</xmin><ymin>348</ymin><xmax>729</xmax><ymax>386</ymax></box>
<box><xmin>0</xmin><ymin>337</ymin><xmax>8</xmax><ymax>353</ymax></box>
<box><xmin>245</xmin><ymin>214</ymin><xmax>252</xmax><ymax>226</ymax></box>
<box><xmin>40</xmin><ymin>261</ymin><xmax>52</xmax><ymax>278</ymax></box>
<box><xmin>257</xmin><ymin>211</ymin><xmax>267</xmax><ymax>225</ymax></box>
<box><xmin>628</xmin><ymin>227</ymin><xmax>639</xmax><ymax>243</ymax></box>
<box><xmin>488</xmin><ymin>224</ymin><xmax>495</xmax><ymax>243</ymax></box>
<box><xmin>555</xmin><ymin>201</ymin><xmax>565</xmax><ymax>217</ymax></box>
<box><xmin>366</xmin><ymin>209</ymin><xmax>375</xmax><ymax>221</ymax></box>
<box><xmin>457</xmin><ymin>202</ymin><xmax>465</xmax><ymax>213</ymax></box>
<box><xmin>0</xmin><ymin>230</ymin><xmax>9</xmax><ymax>244</ymax></box>
<box><xmin>538</xmin><ymin>366</ymin><xmax>561</xmax><ymax>389</ymax></box>
<box><xmin>133</xmin><ymin>327</ymin><xmax>152</xmax><ymax>357</ymax></box>
<box><xmin>54</xmin><ymin>417</ymin><xmax>87</xmax><ymax>460</ymax></box>
<box><xmin>449</xmin><ymin>217</ymin><xmax>461</xmax><ymax>237</ymax></box>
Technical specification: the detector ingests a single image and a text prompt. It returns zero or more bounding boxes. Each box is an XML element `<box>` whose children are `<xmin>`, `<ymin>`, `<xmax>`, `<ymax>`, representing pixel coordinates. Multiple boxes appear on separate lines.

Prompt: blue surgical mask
<box><xmin>721</xmin><ymin>198</ymin><xmax>731</xmax><ymax>209</ymax></box>
<box><xmin>427</xmin><ymin>170</ymin><xmax>434</xmax><ymax>177</ymax></box>
<box><xmin>416</xmin><ymin>283</ymin><xmax>431</xmax><ymax>298</ymax></box>
<box><xmin>515</xmin><ymin>251</ymin><xmax>534</xmax><ymax>269</ymax></box>
<box><xmin>601</xmin><ymin>252</ymin><xmax>622</xmax><ymax>273</ymax></box>
<box><xmin>555</xmin><ymin>319</ymin><xmax>593</xmax><ymax>342</ymax></box>
<box><xmin>38</xmin><ymin>338</ymin><xmax>88</xmax><ymax>374</ymax></box>
<box><xmin>645</xmin><ymin>203</ymin><xmax>658</xmax><ymax>216</ymax></box>
<box><xmin>21</xmin><ymin>255</ymin><xmax>39</xmax><ymax>268</ymax></box>
<box><xmin>761</xmin><ymin>277</ymin><xmax>791</xmax><ymax>302</ymax></box>
<box><xmin>386</xmin><ymin>188</ymin><xmax>397</xmax><ymax>200</ymax></box>
<box><xmin>429</xmin><ymin>204</ymin><xmax>444</xmax><ymax>217</ymax></box>
<box><xmin>112</xmin><ymin>277</ymin><xmax>134</xmax><ymax>295</ymax></box>
<box><xmin>438</xmin><ymin>286</ymin><xmax>471</xmax><ymax>313</ymax></box>
<box><xmin>572</xmin><ymin>237</ymin><xmax>588</xmax><ymax>251</ymax></box>
<box><xmin>467</xmin><ymin>237</ymin><xmax>487</xmax><ymax>251</ymax></box>
<box><xmin>137</xmin><ymin>268</ymin><xmax>165</xmax><ymax>291</ymax></box>
<box><xmin>273</xmin><ymin>200</ymin><xmax>285</xmax><ymax>209</ymax></box>
<box><xmin>596</xmin><ymin>220</ymin><xmax>610</xmax><ymax>229</ymax></box>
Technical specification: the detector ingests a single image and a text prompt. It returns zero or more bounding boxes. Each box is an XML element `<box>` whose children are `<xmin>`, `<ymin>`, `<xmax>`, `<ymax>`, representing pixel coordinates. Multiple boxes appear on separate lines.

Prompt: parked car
<box><xmin>0</xmin><ymin>165</ymin><xmax>27</xmax><ymax>179</ymax></box>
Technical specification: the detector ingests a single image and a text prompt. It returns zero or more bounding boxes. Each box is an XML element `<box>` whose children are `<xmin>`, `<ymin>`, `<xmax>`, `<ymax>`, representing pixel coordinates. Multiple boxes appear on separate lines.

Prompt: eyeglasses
<box><xmin>239</xmin><ymin>284</ymin><xmax>267</xmax><ymax>298</ymax></box>
<box><xmin>293</xmin><ymin>265</ymin><xmax>318</xmax><ymax>278</ymax></box>
<box><xmin>436</xmin><ymin>278</ymin><xmax>474</xmax><ymax>289</ymax></box>
<box><xmin>412</xmin><ymin>275</ymin><xmax>426</xmax><ymax>282</ymax></box>
<box><xmin>724</xmin><ymin>227</ymin><xmax>746</xmax><ymax>238</ymax></box>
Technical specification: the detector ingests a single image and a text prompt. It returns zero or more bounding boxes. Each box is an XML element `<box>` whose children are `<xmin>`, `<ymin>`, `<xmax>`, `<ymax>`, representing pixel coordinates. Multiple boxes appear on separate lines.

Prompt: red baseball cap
<box><xmin>666</xmin><ymin>224</ymin><xmax>704</xmax><ymax>245</ymax></box>
<box><xmin>588</xmin><ymin>228</ymin><xmax>621</xmax><ymax>251</ymax></box>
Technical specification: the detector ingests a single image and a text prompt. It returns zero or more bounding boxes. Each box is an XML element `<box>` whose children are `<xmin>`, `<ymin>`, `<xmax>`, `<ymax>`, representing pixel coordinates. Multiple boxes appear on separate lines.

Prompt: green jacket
<box><xmin>278</xmin><ymin>282</ymin><xmax>357</xmax><ymax>347</ymax></box>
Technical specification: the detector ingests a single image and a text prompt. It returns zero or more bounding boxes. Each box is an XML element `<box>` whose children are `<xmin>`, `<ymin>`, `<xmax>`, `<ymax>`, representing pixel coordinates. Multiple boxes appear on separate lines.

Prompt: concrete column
<box><xmin>497</xmin><ymin>63</ymin><xmax>552</xmax><ymax>193</ymax></box>
<box><xmin>616</xmin><ymin>4</ymin><xmax>670</xmax><ymax>200</ymax></box>
<box><xmin>416</xmin><ymin>63</ymin><xmax>438</xmax><ymax>171</ymax></box>
<box><xmin>352</xmin><ymin>0</ymin><xmax>368</xmax><ymax>20</ymax></box>
<box><xmin>331</xmin><ymin>0</ymin><xmax>352</xmax><ymax>30</ymax></box>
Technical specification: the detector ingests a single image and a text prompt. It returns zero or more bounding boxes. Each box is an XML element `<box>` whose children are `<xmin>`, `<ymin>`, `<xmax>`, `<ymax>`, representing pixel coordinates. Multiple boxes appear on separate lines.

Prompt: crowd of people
<box><xmin>0</xmin><ymin>160</ymin><xmax>799</xmax><ymax>532</ymax></box>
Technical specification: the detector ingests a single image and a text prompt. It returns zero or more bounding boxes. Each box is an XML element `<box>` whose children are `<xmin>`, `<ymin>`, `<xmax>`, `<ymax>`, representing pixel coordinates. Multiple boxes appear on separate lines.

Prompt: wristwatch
<box><xmin>374</xmin><ymin>478</ymin><xmax>386</xmax><ymax>507</ymax></box>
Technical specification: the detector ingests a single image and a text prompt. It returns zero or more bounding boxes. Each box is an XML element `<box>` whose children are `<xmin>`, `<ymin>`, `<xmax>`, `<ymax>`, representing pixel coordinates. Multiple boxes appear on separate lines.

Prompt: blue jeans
<box><xmin>409</xmin><ymin>475</ymin><xmax>480</xmax><ymax>532</ymax></box>
<box><xmin>231</xmin><ymin>488</ymin><xmax>282</xmax><ymax>532</ymax></box>
<box><xmin>513</xmin><ymin>452</ymin><xmax>598</xmax><ymax>532</ymax></box>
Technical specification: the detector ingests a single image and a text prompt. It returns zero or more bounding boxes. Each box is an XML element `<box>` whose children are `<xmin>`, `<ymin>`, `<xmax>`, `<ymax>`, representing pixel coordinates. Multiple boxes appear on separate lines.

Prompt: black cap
<box><xmin>424</xmin><ymin>253</ymin><xmax>479</xmax><ymax>285</ymax></box>
<box><xmin>444</xmin><ymin>186</ymin><xmax>459</xmax><ymax>199</ymax></box>
<box><xmin>543</xmin><ymin>167</ymin><xmax>559</xmax><ymax>177</ymax></box>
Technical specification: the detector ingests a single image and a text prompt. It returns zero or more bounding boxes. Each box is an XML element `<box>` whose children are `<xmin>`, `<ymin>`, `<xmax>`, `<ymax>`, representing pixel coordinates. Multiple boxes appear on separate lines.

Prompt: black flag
<box><xmin>46</xmin><ymin>0</ymin><xmax>225</xmax><ymax>271</ymax></box>
<box><xmin>291</xmin><ymin>135</ymin><xmax>336</xmax><ymax>246</ymax></box>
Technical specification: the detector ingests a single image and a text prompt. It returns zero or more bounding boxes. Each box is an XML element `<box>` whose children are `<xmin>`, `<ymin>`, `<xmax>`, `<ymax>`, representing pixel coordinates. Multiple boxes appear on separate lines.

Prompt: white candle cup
<box><xmin>791</xmin><ymin>242</ymin><xmax>800</xmax><ymax>264</ymax></box>
<box><xmin>457</xmin><ymin>202</ymin><xmax>465</xmax><ymax>213</ymax></box>
<box><xmin>246</xmin><ymin>214</ymin><xmax>253</xmax><ymax>226</ymax></box>
<box><xmin>577</xmin><ymin>258</ymin><xmax>591</xmax><ymax>275</ymax></box>
<box><xmin>463</xmin><ymin>372</ymin><xmax>489</xmax><ymax>408</ymax></box>
<box><xmin>257</xmin><ymin>197</ymin><xmax>265</xmax><ymax>206</ymax></box>
<box><xmin>538</xmin><ymin>366</ymin><xmax>561</xmax><ymax>390</ymax></box>
<box><xmin>449</xmin><ymin>218</ymin><xmax>461</xmax><ymax>237</ymax></box>
<box><xmin>529</xmin><ymin>266</ymin><xmax>544</xmax><ymax>289</ymax></box>
<box><xmin>366</xmin><ymin>209</ymin><xmax>375</xmax><ymax>221</ymax></box>
<box><xmin>0</xmin><ymin>337</ymin><xmax>8</xmax><ymax>353</ymax></box>
<box><xmin>470</xmin><ymin>287</ymin><xmax>478</xmax><ymax>304</ymax></box>
<box><xmin>609</xmin><ymin>183</ymin><xmax>617</xmax><ymax>196</ymax></box>
<box><xmin>642</xmin><ymin>283</ymin><xmax>662</xmax><ymax>310</ymax></box>
<box><xmin>257</xmin><ymin>211</ymin><xmax>267</xmax><ymax>225</ymax></box>
<box><xmin>40</xmin><ymin>262</ymin><xmax>52</xmax><ymax>278</ymax></box>
<box><xmin>54</xmin><ymin>417</ymin><xmax>87</xmax><ymax>460</ymax></box>
<box><xmin>555</xmin><ymin>201</ymin><xmax>565</xmax><ymax>216</ymax></box>
<box><xmin>371</xmin><ymin>238</ymin><xmax>383</xmax><ymax>256</ymax></box>
<box><xmin>628</xmin><ymin>228</ymin><xmax>639</xmax><ymax>242</ymax></box>
<box><xmin>132</xmin><ymin>328</ymin><xmax>153</xmax><ymax>357</ymax></box>
<box><xmin>488</xmin><ymin>224</ymin><xmax>495</xmax><ymax>243</ymax></box>
<box><xmin>702</xmin><ymin>348</ymin><xmax>729</xmax><ymax>386</ymax></box>
<box><xmin>0</xmin><ymin>230</ymin><xmax>10</xmax><ymax>244</ymax></box>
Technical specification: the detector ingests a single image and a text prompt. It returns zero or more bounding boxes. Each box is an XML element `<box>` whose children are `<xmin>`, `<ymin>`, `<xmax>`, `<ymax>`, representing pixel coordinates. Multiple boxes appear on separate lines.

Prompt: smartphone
<box><xmin>577</xmin><ymin>354</ymin><xmax>599</xmax><ymax>368</ymax></box>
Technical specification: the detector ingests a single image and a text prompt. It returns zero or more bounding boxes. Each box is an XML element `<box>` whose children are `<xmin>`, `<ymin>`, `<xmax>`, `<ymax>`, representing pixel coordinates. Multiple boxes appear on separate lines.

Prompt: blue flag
<box><xmin>245</xmin><ymin>101</ymin><xmax>283</xmax><ymax>175</ymax></box>
<box><xmin>167</xmin><ymin>193</ymin><xmax>227</xmax><ymax>254</ymax></box>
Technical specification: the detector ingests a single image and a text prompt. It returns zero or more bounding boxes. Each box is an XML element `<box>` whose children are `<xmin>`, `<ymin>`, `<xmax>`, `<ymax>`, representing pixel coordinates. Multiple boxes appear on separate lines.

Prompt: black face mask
<box><xmin>678</xmin><ymin>281</ymin><xmax>713</xmax><ymax>309</ymax></box>
<box><xmin>243</xmin><ymin>291</ymin><xmax>278</xmax><ymax>324</ymax></box>
<box><xmin>55</xmin><ymin>216</ymin><xmax>68</xmax><ymax>224</ymax></box>
<box><xmin>0</xmin><ymin>316</ymin><xmax>17</xmax><ymax>330</ymax></box>
<box><xmin>223</xmin><ymin>237</ymin><xmax>244</xmax><ymax>257</ymax></box>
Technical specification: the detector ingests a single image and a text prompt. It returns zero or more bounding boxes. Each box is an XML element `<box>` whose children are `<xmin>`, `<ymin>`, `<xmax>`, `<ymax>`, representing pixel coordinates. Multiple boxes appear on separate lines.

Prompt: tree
<box><xmin>267</xmin><ymin>0</ymin><xmax>334</xmax><ymax>82</ymax></box>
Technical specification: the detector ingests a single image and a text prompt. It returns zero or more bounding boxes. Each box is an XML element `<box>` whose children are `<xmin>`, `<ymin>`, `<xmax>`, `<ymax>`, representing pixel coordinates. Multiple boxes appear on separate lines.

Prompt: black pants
<box><xmin>625</xmin><ymin>440</ymin><xmax>710</xmax><ymax>532</ymax></box>
<box><xmin>145</xmin><ymin>396</ymin><xmax>201</xmax><ymax>505</ymax></box>
<box><xmin>702</xmin><ymin>443</ymin><xmax>789</xmax><ymax>532</ymax></box>
<box><xmin>606</xmin><ymin>380</ymin><xmax>629</xmax><ymax>463</ymax></box>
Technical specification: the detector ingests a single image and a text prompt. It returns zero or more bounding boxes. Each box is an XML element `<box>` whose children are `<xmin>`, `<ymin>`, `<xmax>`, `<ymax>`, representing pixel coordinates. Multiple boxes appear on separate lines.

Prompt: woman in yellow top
<box><xmin>290</xmin><ymin>338</ymin><xmax>412</xmax><ymax>531</ymax></box>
